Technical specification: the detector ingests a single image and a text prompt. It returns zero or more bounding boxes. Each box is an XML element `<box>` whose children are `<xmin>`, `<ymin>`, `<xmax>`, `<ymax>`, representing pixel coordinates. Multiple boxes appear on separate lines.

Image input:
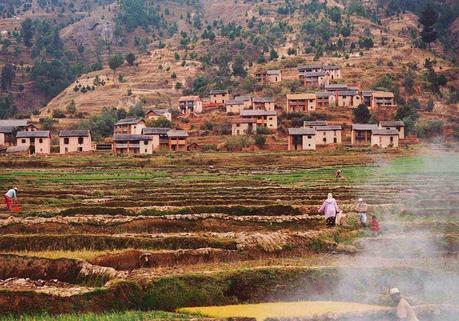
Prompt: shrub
<box><xmin>256</xmin><ymin>126</ymin><xmax>271</xmax><ymax>135</ymax></box>
<box><xmin>255</xmin><ymin>135</ymin><xmax>266</xmax><ymax>147</ymax></box>
<box><xmin>52</xmin><ymin>109</ymin><xmax>66</xmax><ymax>118</ymax></box>
<box><xmin>415</xmin><ymin>119</ymin><xmax>443</xmax><ymax>138</ymax></box>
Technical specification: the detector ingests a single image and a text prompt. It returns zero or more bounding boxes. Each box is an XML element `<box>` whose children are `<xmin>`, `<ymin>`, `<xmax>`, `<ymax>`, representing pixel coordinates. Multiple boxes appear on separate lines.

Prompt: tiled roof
<box><xmin>288</xmin><ymin>128</ymin><xmax>316</xmax><ymax>135</ymax></box>
<box><xmin>59</xmin><ymin>130</ymin><xmax>90</xmax><ymax>137</ymax></box>
<box><xmin>209</xmin><ymin>89</ymin><xmax>228</xmax><ymax>95</ymax></box>
<box><xmin>304</xmin><ymin>120</ymin><xmax>327</xmax><ymax>127</ymax></box>
<box><xmin>16</xmin><ymin>130</ymin><xmax>50</xmax><ymax>138</ymax></box>
<box><xmin>252</xmin><ymin>97</ymin><xmax>274</xmax><ymax>103</ymax></box>
<box><xmin>0</xmin><ymin>119</ymin><xmax>29</xmax><ymax>127</ymax></box>
<box><xmin>315</xmin><ymin>92</ymin><xmax>333</xmax><ymax>98</ymax></box>
<box><xmin>0</xmin><ymin>126</ymin><xmax>15</xmax><ymax>133</ymax></box>
<box><xmin>302</xmin><ymin>71</ymin><xmax>327</xmax><ymax>77</ymax></box>
<box><xmin>113</xmin><ymin>134</ymin><xmax>152</xmax><ymax>141</ymax></box>
<box><xmin>179</xmin><ymin>95</ymin><xmax>201</xmax><ymax>101</ymax></box>
<box><xmin>372</xmin><ymin>129</ymin><xmax>399</xmax><ymax>135</ymax></box>
<box><xmin>362</xmin><ymin>90</ymin><xmax>374</xmax><ymax>96</ymax></box>
<box><xmin>352</xmin><ymin>124</ymin><xmax>378</xmax><ymax>131</ymax></box>
<box><xmin>287</xmin><ymin>93</ymin><xmax>316</xmax><ymax>100</ymax></box>
<box><xmin>324</xmin><ymin>84</ymin><xmax>348</xmax><ymax>90</ymax></box>
<box><xmin>146</xmin><ymin>109</ymin><xmax>170</xmax><ymax>115</ymax></box>
<box><xmin>167</xmin><ymin>130</ymin><xmax>188</xmax><ymax>138</ymax></box>
<box><xmin>115</xmin><ymin>117</ymin><xmax>144</xmax><ymax>125</ymax></box>
<box><xmin>267</xmin><ymin>70</ymin><xmax>281</xmax><ymax>75</ymax></box>
<box><xmin>373</xmin><ymin>91</ymin><xmax>394</xmax><ymax>98</ymax></box>
<box><xmin>232</xmin><ymin>117</ymin><xmax>257</xmax><ymax>124</ymax></box>
<box><xmin>226</xmin><ymin>99</ymin><xmax>244</xmax><ymax>105</ymax></box>
<box><xmin>234</xmin><ymin>95</ymin><xmax>252</xmax><ymax>102</ymax></box>
<box><xmin>337</xmin><ymin>90</ymin><xmax>359</xmax><ymax>96</ymax></box>
<box><xmin>379</xmin><ymin>121</ymin><xmax>404</xmax><ymax>127</ymax></box>
<box><xmin>240</xmin><ymin>109</ymin><xmax>277</xmax><ymax>117</ymax></box>
<box><xmin>316</xmin><ymin>125</ymin><xmax>342</xmax><ymax>131</ymax></box>
<box><xmin>142</xmin><ymin>127</ymin><xmax>171</xmax><ymax>135</ymax></box>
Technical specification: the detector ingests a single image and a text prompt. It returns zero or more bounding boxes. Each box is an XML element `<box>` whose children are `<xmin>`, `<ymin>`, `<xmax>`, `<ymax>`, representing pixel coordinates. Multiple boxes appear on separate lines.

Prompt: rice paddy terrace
<box><xmin>0</xmin><ymin>146</ymin><xmax>458</xmax><ymax>320</ymax></box>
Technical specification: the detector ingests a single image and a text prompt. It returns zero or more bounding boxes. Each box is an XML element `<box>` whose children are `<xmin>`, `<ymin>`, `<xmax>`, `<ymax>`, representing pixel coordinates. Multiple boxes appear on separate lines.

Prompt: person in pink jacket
<box><xmin>319</xmin><ymin>193</ymin><xmax>340</xmax><ymax>226</ymax></box>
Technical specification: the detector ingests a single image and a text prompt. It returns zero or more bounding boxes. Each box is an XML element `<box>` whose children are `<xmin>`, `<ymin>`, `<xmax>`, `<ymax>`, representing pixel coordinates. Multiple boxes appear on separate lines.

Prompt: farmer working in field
<box><xmin>4</xmin><ymin>187</ymin><xmax>18</xmax><ymax>211</ymax></box>
<box><xmin>319</xmin><ymin>193</ymin><xmax>340</xmax><ymax>227</ymax></box>
<box><xmin>356</xmin><ymin>198</ymin><xmax>368</xmax><ymax>227</ymax></box>
<box><xmin>390</xmin><ymin>288</ymin><xmax>420</xmax><ymax>321</ymax></box>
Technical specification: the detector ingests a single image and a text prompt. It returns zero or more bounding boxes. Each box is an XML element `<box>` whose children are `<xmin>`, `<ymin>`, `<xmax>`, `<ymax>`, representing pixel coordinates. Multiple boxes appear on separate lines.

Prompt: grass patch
<box><xmin>0</xmin><ymin>311</ymin><xmax>191</xmax><ymax>321</ymax></box>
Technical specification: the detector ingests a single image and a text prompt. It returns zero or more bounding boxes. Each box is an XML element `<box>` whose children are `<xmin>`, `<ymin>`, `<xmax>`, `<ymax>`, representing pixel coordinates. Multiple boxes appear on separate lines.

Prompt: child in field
<box><xmin>335</xmin><ymin>210</ymin><xmax>347</xmax><ymax>226</ymax></box>
<box><xmin>370</xmin><ymin>215</ymin><xmax>381</xmax><ymax>236</ymax></box>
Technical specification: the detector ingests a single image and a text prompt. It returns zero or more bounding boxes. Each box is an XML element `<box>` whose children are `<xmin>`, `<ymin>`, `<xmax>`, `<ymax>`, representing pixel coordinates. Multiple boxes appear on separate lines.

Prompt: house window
<box><xmin>334</xmin><ymin>130</ymin><xmax>337</xmax><ymax>136</ymax></box>
<box><xmin>39</xmin><ymin>138</ymin><xmax>43</xmax><ymax>143</ymax></box>
<box><xmin>145</xmin><ymin>149</ymin><xmax>148</xmax><ymax>153</ymax></box>
<box><xmin>307</xmin><ymin>136</ymin><xmax>312</xmax><ymax>139</ymax></box>
<box><xmin>323</xmin><ymin>137</ymin><xmax>326</xmax><ymax>143</ymax></box>
<box><xmin>390</xmin><ymin>136</ymin><xmax>394</xmax><ymax>143</ymax></box>
<box><xmin>323</xmin><ymin>132</ymin><xmax>326</xmax><ymax>136</ymax></box>
<box><xmin>78</xmin><ymin>137</ymin><xmax>84</xmax><ymax>144</ymax></box>
<box><xmin>64</xmin><ymin>138</ymin><xmax>69</xmax><ymax>144</ymax></box>
<box><xmin>22</xmin><ymin>139</ymin><xmax>26</xmax><ymax>143</ymax></box>
<box><xmin>334</xmin><ymin>137</ymin><xmax>337</xmax><ymax>143</ymax></box>
<box><xmin>78</xmin><ymin>147</ymin><xmax>82</xmax><ymax>152</ymax></box>
<box><xmin>144</xmin><ymin>141</ymin><xmax>148</xmax><ymax>145</ymax></box>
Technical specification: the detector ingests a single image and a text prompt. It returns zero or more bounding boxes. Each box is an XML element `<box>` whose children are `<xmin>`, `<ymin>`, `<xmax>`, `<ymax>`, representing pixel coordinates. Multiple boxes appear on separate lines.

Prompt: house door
<box><xmin>30</xmin><ymin>145</ymin><xmax>35</xmax><ymax>154</ymax></box>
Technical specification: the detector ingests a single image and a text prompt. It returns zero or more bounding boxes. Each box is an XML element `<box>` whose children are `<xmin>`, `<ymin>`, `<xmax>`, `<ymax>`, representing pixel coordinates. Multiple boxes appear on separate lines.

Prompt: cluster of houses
<box><xmin>287</xmin><ymin>120</ymin><xmax>404</xmax><ymax>150</ymax></box>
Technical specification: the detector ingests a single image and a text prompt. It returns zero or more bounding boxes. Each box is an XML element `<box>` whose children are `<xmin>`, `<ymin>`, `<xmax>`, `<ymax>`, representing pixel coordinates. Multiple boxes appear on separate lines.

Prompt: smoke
<box><xmin>332</xmin><ymin>150</ymin><xmax>459</xmax><ymax>318</ymax></box>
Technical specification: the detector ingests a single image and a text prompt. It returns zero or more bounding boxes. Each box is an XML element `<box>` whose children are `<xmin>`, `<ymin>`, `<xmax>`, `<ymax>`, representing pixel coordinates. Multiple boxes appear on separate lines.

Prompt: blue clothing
<box><xmin>5</xmin><ymin>189</ymin><xmax>16</xmax><ymax>199</ymax></box>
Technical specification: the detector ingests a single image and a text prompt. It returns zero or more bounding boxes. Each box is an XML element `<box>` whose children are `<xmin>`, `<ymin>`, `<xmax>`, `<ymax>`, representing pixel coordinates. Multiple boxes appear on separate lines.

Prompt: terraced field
<box><xmin>0</xmin><ymin>147</ymin><xmax>457</xmax><ymax>320</ymax></box>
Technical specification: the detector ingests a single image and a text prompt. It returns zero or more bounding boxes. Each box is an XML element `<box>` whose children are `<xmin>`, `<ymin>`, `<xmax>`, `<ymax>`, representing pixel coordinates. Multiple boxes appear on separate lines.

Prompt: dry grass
<box><xmin>0</xmin><ymin>249</ymin><xmax>132</xmax><ymax>261</ymax></box>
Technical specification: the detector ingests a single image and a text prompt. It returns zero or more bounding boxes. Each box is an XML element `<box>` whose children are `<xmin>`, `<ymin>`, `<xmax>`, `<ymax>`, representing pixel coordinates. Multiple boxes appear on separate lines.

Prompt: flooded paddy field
<box><xmin>0</xmin><ymin>147</ymin><xmax>458</xmax><ymax>320</ymax></box>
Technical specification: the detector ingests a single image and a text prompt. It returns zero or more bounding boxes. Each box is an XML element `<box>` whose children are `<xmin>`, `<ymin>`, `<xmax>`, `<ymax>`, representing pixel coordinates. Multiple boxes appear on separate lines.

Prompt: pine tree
<box><xmin>419</xmin><ymin>3</ymin><xmax>438</xmax><ymax>48</ymax></box>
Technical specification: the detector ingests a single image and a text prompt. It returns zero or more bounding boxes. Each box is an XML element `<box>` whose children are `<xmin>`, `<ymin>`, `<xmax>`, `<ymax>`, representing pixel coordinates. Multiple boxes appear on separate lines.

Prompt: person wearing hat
<box><xmin>4</xmin><ymin>187</ymin><xmax>18</xmax><ymax>211</ymax></box>
<box><xmin>356</xmin><ymin>198</ymin><xmax>368</xmax><ymax>227</ymax></box>
<box><xmin>319</xmin><ymin>193</ymin><xmax>340</xmax><ymax>227</ymax></box>
<box><xmin>390</xmin><ymin>288</ymin><xmax>420</xmax><ymax>321</ymax></box>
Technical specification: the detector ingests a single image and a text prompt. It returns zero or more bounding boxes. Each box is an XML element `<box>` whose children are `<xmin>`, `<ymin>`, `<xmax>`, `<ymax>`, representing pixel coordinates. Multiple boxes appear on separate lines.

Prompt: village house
<box><xmin>256</xmin><ymin>70</ymin><xmax>282</xmax><ymax>83</ymax></box>
<box><xmin>304</xmin><ymin>120</ymin><xmax>328</xmax><ymax>128</ymax></box>
<box><xmin>58</xmin><ymin>130</ymin><xmax>93</xmax><ymax>154</ymax></box>
<box><xmin>145</xmin><ymin>109</ymin><xmax>172</xmax><ymax>122</ymax></box>
<box><xmin>371</xmin><ymin>91</ymin><xmax>396</xmax><ymax>108</ymax></box>
<box><xmin>379</xmin><ymin>120</ymin><xmax>405</xmax><ymax>139</ymax></box>
<box><xmin>315</xmin><ymin>92</ymin><xmax>336</xmax><ymax>108</ymax></box>
<box><xmin>114</xmin><ymin>118</ymin><xmax>146</xmax><ymax>135</ymax></box>
<box><xmin>302</xmin><ymin>71</ymin><xmax>329</xmax><ymax>88</ymax></box>
<box><xmin>232</xmin><ymin>118</ymin><xmax>257</xmax><ymax>136</ymax></box>
<box><xmin>336</xmin><ymin>90</ymin><xmax>362</xmax><ymax>108</ymax></box>
<box><xmin>324</xmin><ymin>84</ymin><xmax>349</xmax><ymax>93</ymax></box>
<box><xmin>288</xmin><ymin>128</ymin><xmax>316</xmax><ymax>150</ymax></box>
<box><xmin>16</xmin><ymin>130</ymin><xmax>51</xmax><ymax>155</ymax></box>
<box><xmin>112</xmin><ymin>134</ymin><xmax>154</xmax><ymax>154</ymax></box>
<box><xmin>179</xmin><ymin>96</ymin><xmax>203</xmax><ymax>114</ymax></box>
<box><xmin>225</xmin><ymin>99</ymin><xmax>245</xmax><ymax>114</ymax></box>
<box><xmin>315</xmin><ymin>125</ymin><xmax>342</xmax><ymax>145</ymax></box>
<box><xmin>168</xmin><ymin>129</ymin><xmax>188</xmax><ymax>151</ymax></box>
<box><xmin>287</xmin><ymin>93</ymin><xmax>317</xmax><ymax>112</ymax></box>
<box><xmin>240</xmin><ymin>109</ymin><xmax>278</xmax><ymax>130</ymax></box>
<box><xmin>351</xmin><ymin>124</ymin><xmax>378</xmax><ymax>146</ymax></box>
<box><xmin>371</xmin><ymin>128</ymin><xmax>399</xmax><ymax>148</ymax></box>
<box><xmin>252</xmin><ymin>97</ymin><xmax>275</xmax><ymax>111</ymax></box>
<box><xmin>209</xmin><ymin>90</ymin><xmax>229</xmax><ymax>105</ymax></box>
<box><xmin>323</xmin><ymin>65</ymin><xmax>341</xmax><ymax>80</ymax></box>
<box><xmin>362</xmin><ymin>90</ymin><xmax>374</xmax><ymax>107</ymax></box>
<box><xmin>0</xmin><ymin>127</ymin><xmax>14</xmax><ymax>146</ymax></box>
<box><xmin>234</xmin><ymin>95</ymin><xmax>253</xmax><ymax>109</ymax></box>
<box><xmin>0</xmin><ymin>119</ymin><xmax>36</xmax><ymax>146</ymax></box>
<box><xmin>298</xmin><ymin>64</ymin><xmax>323</xmax><ymax>73</ymax></box>
<box><xmin>142</xmin><ymin>127</ymin><xmax>169</xmax><ymax>149</ymax></box>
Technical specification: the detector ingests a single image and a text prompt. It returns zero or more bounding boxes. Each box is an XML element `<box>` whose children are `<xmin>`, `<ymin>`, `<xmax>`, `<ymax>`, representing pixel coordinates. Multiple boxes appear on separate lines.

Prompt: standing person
<box><xmin>335</xmin><ymin>209</ymin><xmax>347</xmax><ymax>226</ymax></box>
<box><xmin>390</xmin><ymin>288</ymin><xmax>420</xmax><ymax>321</ymax></box>
<box><xmin>319</xmin><ymin>193</ymin><xmax>339</xmax><ymax>227</ymax></box>
<box><xmin>370</xmin><ymin>215</ymin><xmax>381</xmax><ymax>236</ymax></box>
<box><xmin>356</xmin><ymin>198</ymin><xmax>368</xmax><ymax>227</ymax></box>
<box><xmin>4</xmin><ymin>187</ymin><xmax>18</xmax><ymax>211</ymax></box>
<box><xmin>335</xmin><ymin>170</ymin><xmax>342</xmax><ymax>179</ymax></box>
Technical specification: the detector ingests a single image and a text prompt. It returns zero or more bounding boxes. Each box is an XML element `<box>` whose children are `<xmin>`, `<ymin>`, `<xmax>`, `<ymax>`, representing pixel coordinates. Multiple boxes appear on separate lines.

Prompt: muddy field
<box><xmin>0</xmin><ymin>147</ymin><xmax>458</xmax><ymax>319</ymax></box>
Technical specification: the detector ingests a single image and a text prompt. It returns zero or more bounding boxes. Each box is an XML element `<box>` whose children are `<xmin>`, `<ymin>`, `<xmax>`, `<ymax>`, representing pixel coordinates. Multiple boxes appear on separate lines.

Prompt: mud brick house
<box><xmin>324</xmin><ymin>84</ymin><xmax>349</xmax><ymax>93</ymax></box>
<box><xmin>371</xmin><ymin>128</ymin><xmax>399</xmax><ymax>148</ymax></box>
<box><xmin>379</xmin><ymin>121</ymin><xmax>405</xmax><ymax>139</ymax></box>
<box><xmin>315</xmin><ymin>92</ymin><xmax>336</xmax><ymax>108</ymax></box>
<box><xmin>114</xmin><ymin>118</ymin><xmax>146</xmax><ymax>135</ymax></box>
<box><xmin>336</xmin><ymin>90</ymin><xmax>362</xmax><ymax>108</ymax></box>
<box><xmin>362</xmin><ymin>90</ymin><xmax>374</xmax><ymax>107</ymax></box>
<box><xmin>16</xmin><ymin>130</ymin><xmax>51</xmax><ymax>155</ymax></box>
<box><xmin>288</xmin><ymin>128</ymin><xmax>316</xmax><ymax>150</ymax></box>
<box><xmin>167</xmin><ymin>130</ymin><xmax>188</xmax><ymax>151</ymax></box>
<box><xmin>142</xmin><ymin>127</ymin><xmax>169</xmax><ymax>149</ymax></box>
<box><xmin>302</xmin><ymin>71</ymin><xmax>329</xmax><ymax>87</ymax></box>
<box><xmin>351</xmin><ymin>124</ymin><xmax>378</xmax><ymax>146</ymax></box>
<box><xmin>252</xmin><ymin>97</ymin><xmax>275</xmax><ymax>111</ymax></box>
<box><xmin>304</xmin><ymin>120</ymin><xmax>328</xmax><ymax>128</ymax></box>
<box><xmin>315</xmin><ymin>125</ymin><xmax>342</xmax><ymax>145</ymax></box>
<box><xmin>179</xmin><ymin>96</ymin><xmax>203</xmax><ymax>114</ymax></box>
<box><xmin>298</xmin><ymin>63</ymin><xmax>323</xmax><ymax>74</ymax></box>
<box><xmin>226</xmin><ymin>99</ymin><xmax>245</xmax><ymax>114</ymax></box>
<box><xmin>371</xmin><ymin>91</ymin><xmax>396</xmax><ymax>108</ymax></box>
<box><xmin>256</xmin><ymin>70</ymin><xmax>282</xmax><ymax>83</ymax></box>
<box><xmin>112</xmin><ymin>134</ymin><xmax>154</xmax><ymax>154</ymax></box>
<box><xmin>0</xmin><ymin>119</ymin><xmax>36</xmax><ymax>146</ymax></box>
<box><xmin>323</xmin><ymin>65</ymin><xmax>341</xmax><ymax>80</ymax></box>
<box><xmin>287</xmin><ymin>93</ymin><xmax>317</xmax><ymax>112</ymax></box>
<box><xmin>209</xmin><ymin>90</ymin><xmax>229</xmax><ymax>105</ymax></box>
<box><xmin>145</xmin><ymin>109</ymin><xmax>172</xmax><ymax>122</ymax></box>
<box><xmin>59</xmin><ymin>130</ymin><xmax>93</xmax><ymax>154</ymax></box>
<box><xmin>234</xmin><ymin>95</ymin><xmax>253</xmax><ymax>109</ymax></box>
<box><xmin>240</xmin><ymin>109</ymin><xmax>277</xmax><ymax>130</ymax></box>
<box><xmin>232</xmin><ymin>118</ymin><xmax>257</xmax><ymax>136</ymax></box>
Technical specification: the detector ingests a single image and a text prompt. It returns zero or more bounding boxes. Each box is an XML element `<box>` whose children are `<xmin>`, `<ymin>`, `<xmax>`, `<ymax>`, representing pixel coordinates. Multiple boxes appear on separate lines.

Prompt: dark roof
<box><xmin>325</xmin><ymin>84</ymin><xmax>348</xmax><ymax>90</ymax></box>
<box><xmin>302</xmin><ymin>71</ymin><xmax>327</xmax><ymax>77</ymax></box>
<box><xmin>316</xmin><ymin>125</ymin><xmax>342</xmax><ymax>131</ymax></box>
<box><xmin>315</xmin><ymin>92</ymin><xmax>333</xmax><ymax>98</ymax></box>
<box><xmin>16</xmin><ymin>130</ymin><xmax>50</xmax><ymax>138</ymax></box>
<box><xmin>167</xmin><ymin>130</ymin><xmax>188</xmax><ymax>138</ymax></box>
<box><xmin>379</xmin><ymin>121</ymin><xmax>404</xmax><ymax>127</ymax></box>
<box><xmin>288</xmin><ymin>128</ymin><xmax>316</xmax><ymax>135</ymax></box>
<box><xmin>59</xmin><ymin>130</ymin><xmax>90</xmax><ymax>137</ymax></box>
<box><xmin>146</xmin><ymin>109</ymin><xmax>170</xmax><ymax>115</ymax></box>
<box><xmin>115</xmin><ymin>117</ymin><xmax>144</xmax><ymax>126</ymax></box>
<box><xmin>372</xmin><ymin>129</ymin><xmax>399</xmax><ymax>135</ymax></box>
<box><xmin>209</xmin><ymin>89</ymin><xmax>228</xmax><ymax>95</ymax></box>
<box><xmin>304</xmin><ymin>120</ymin><xmax>327</xmax><ymax>127</ymax></box>
<box><xmin>267</xmin><ymin>70</ymin><xmax>281</xmax><ymax>75</ymax></box>
<box><xmin>0</xmin><ymin>119</ymin><xmax>29</xmax><ymax>127</ymax></box>
<box><xmin>226</xmin><ymin>99</ymin><xmax>244</xmax><ymax>105</ymax></box>
<box><xmin>0</xmin><ymin>126</ymin><xmax>15</xmax><ymax>133</ymax></box>
<box><xmin>142</xmin><ymin>127</ymin><xmax>171</xmax><ymax>135</ymax></box>
<box><xmin>252</xmin><ymin>97</ymin><xmax>274</xmax><ymax>103</ymax></box>
<box><xmin>234</xmin><ymin>95</ymin><xmax>252</xmax><ymax>102</ymax></box>
<box><xmin>240</xmin><ymin>109</ymin><xmax>276</xmax><ymax>117</ymax></box>
<box><xmin>362</xmin><ymin>90</ymin><xmax>374</xmax><ymax>96</ymax></box>
<box><xmin>338</xmin><ymin>90</ymin><xmax>359</xmax><ymax>96</ymax></box>
<box><xmin>352</xmin><ymin>124</ymin><xmax>378</xmax><ymax>131</ymax></box>
<box><xmin>113</xmin><ymin>134</ymin><xmax>151</xmax><ymax>142</ymax></box>
<box><xmin>232</xmin><ymin>117</ymin><xmax>257</xmax><ymax>124</ymax></box>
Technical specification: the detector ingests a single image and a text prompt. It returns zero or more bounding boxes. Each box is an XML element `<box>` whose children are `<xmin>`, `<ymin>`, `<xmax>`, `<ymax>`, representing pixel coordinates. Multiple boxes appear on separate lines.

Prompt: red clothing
<box><xmin>370</xmin><ymin>218</ymin><xmax>380</xmax><ymax>232</ymax></box>
<box><xmin>4</xmin><ymin>195</ymin><xmax>13</xmax><ymax>210</ymax></box>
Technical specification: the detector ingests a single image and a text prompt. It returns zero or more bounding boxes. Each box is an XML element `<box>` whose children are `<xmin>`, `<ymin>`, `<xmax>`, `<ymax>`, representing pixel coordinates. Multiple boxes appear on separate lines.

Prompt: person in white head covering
<box><xmin>4</xmin><ymin>187</ymin><xmax>18</xmax><ymax>211</ymax></box>
<box><xmin>356</xmin><ymin>198</ymin><xmax>368</xmax><ymax>227</ymax></box>
<box><xmin>390</xmin><ymin>288</ymin><xmax>420</xmax><ymax>321</ymax></box>
<box><xmin>319</xmin><ymin>193</ymin><xmax>339</xmax><ymax>227</ymax></box>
